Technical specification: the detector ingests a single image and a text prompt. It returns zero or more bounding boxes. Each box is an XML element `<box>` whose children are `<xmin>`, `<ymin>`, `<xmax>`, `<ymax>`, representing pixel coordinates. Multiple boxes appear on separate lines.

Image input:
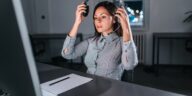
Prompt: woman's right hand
<box><xmin>75</xmin><ymin>2</ymin><xmax>87</xmax><ymax>25</ymax></box>
<box><xmin>68</xmin><ymin>2</ymin><xmax>87</xmax><ymax>37</ymax></box>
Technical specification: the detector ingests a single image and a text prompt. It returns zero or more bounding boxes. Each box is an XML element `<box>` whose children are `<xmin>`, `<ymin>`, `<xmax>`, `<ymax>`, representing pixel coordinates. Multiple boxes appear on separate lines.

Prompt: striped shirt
<box><xmin>61</xmin><ymin>32</ymin><xmax>138</xmax><ymax>80</ymax></box>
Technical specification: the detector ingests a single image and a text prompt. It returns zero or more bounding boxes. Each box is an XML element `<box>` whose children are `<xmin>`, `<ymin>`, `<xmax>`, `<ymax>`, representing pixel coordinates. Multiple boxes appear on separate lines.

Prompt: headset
<box><xmin>116</xmin><ymin>0</ymin><xmax>124</xmax><ymax>7</ymax></box>
<box><xmin>113</xmin><ymin>0</ymin><xmax>125</xmax><ymax>32</ymax></box>
<box><xmin>82</xmin><ymin>0</ymin><xmax>89</xmax><ymax>17</ymax></box>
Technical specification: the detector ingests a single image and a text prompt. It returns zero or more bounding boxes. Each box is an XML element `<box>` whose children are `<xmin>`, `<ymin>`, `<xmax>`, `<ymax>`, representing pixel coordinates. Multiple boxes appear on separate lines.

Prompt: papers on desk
<box><xmin>40</xmin><ymin>73</ymin><xmax>92</xmax><ymax>96</ymax></box>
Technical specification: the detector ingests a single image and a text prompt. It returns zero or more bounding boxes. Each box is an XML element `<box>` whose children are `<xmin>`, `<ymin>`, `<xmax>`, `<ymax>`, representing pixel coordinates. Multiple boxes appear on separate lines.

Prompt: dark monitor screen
<box><xmin>0</xmin><ymin>0</ymin><xmax>41</xmax><ymax>96</ymax></box>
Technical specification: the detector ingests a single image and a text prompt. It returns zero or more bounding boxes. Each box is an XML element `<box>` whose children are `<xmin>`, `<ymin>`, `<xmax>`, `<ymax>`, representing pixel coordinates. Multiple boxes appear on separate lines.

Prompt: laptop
<box><xmin>0</xmin><ymin>0</ymin><xmax>41</xmax><ymax>95</ymax></box>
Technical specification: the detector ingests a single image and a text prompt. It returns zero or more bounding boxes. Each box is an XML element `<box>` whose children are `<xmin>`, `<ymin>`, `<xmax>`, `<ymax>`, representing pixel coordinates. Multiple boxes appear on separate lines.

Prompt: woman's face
<box><xmin>94</xmin><ymin>6</ymin><xmax>114</xmax><ymax>34</ymax></box>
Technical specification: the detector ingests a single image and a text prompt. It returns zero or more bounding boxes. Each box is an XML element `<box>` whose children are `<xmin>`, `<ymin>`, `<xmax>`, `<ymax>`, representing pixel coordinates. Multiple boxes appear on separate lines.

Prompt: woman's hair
<box><xmin>93</xmin><ymin>1</ymin><xmax>122</xmax><ymax>38</ymax></box>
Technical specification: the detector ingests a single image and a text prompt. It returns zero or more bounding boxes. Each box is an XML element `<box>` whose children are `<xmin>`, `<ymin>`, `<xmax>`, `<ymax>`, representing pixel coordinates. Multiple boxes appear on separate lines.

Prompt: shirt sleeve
<box><xmin>61</xmin><ymin>35</ymin><xmax>89</xmax><ymax>59</ymax></box>
<box><xmin>121</xmin><ymin>40</ymin><xmax>138</xmax><ymax>70</ymax></box>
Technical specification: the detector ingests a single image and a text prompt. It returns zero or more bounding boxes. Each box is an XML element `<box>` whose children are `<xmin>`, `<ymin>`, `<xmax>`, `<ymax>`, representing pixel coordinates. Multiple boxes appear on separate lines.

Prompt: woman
<box><xmin>61</xmin><ymin>1</ymin><xmax>138</xmax><ymax>80</ymax></box>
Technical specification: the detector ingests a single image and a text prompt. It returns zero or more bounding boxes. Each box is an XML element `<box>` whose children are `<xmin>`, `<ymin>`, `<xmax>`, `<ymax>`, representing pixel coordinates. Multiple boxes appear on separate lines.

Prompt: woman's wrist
<box><xmin>122</xmin><ymin>29</ymin><xmax>132</xmax><ymax>42</ymax></box>
<box><xmin>69</xmin><ymin>21</ymin><xmax>80</xmax><ymax>37</ymax></box>
<box><xmin>74</xmin><ymin>20</ymin><xmax>81</xmax><ymax>26</ymax></box>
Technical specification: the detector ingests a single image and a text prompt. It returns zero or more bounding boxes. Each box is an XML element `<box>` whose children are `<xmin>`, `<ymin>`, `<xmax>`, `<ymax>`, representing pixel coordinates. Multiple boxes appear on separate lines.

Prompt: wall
<box><xmin>22</xmin><ymin>0</ymin><xmax>50</xmax><ymax>34</ymax></box>
<box><xmin>21</xmin><ymin>0</ymin><xmax>34</xmax><ymax>33</ymax></box>
<box><xmin>145</xmin><ymin>0</ymin><xmax>192</xmax><ymax>65</ymax></box>
<box><xmin>150</xmin><ymin>0</ymin><xmax>192</xmax><ymax>32</ymax></box>
<box><xmin>48</xmin><ymin>0</ymin><xmax>95</xmax><ymax>34</ymax></box>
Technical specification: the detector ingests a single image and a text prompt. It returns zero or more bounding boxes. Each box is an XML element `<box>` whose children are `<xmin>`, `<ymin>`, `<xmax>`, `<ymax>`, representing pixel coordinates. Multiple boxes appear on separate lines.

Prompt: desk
<box><xmin>37</xmin><ymin>63</ymin><xmax>184</xmax><ymax>96</ymax></box>
<box><xmin>152</xmin><ymin>33</ymin><xmax>192</xmax><ymax>76</ymax></box>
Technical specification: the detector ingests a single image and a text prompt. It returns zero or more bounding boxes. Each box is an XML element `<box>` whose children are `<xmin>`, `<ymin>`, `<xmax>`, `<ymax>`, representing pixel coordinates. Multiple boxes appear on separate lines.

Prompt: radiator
<box><xmin>133</xmin><ymin>33</ymin><xmax>146</xmax><ymax>64</ymax></box>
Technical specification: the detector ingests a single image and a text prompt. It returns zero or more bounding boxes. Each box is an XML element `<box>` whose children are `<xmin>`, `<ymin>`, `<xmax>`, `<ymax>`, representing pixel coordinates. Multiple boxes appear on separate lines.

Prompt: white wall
<box><xmin>150</xmin><ymin>0</ymin><xmax>192</xmax><ymax>32</ymax></box>
<box><xmin>48</xmin><ymin>0</ymin><xmax>96</xmax><ymax>34</ymax></box>
<box><xmin>25</xmin><ymin>0</ymin><xmax>192</xmax><ymax>65</ymax></box>
<box><xmin>22</xmin><ymin>0</ymin><xmax>51</xmax><ymax>34</ymax></box>
<box><xmin>145</xmin><ymin>0</ymin><xmax>192</xmax><ymax>65</ymax></box>
<box><xmin>21</xmin><ymin>0</ymin><xmax>34</xmax><ymax>33</ymax></box>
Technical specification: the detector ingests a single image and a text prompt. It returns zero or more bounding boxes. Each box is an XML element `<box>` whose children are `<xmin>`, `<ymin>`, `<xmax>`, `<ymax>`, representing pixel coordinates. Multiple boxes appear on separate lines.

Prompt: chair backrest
<box><xmin>30</xmin><ymin>33</ymin><xmax>84</xmax><ymax>65</ymax></box>
<box><xmin>121</xmin><ymin>70</ymin><xmax>134</xmax><ymax>82</ymax></box>
<box><xmin>186</xmin><ymin>40</ymin><xmax>192</xmax><ymax>53</ymax></box>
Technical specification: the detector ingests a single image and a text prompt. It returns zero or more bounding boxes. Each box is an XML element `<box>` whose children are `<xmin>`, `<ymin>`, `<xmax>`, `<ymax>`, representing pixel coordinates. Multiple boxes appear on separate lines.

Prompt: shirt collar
<box><xmin>100</xmin><ymin>32</ymin><xmax>119</xmax><ymax>42</ymax></box>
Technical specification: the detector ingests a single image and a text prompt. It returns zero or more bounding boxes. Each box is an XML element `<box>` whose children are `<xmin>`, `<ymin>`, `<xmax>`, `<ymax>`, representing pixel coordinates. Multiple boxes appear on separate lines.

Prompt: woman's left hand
<box><xmin>115</xmin><ymin>7</ymin><xmax>132</xmax><ymax>42</ymax></box>
<box><xmin>115</xmin><ymin>7</ymin><xmax>130</xmax><ymax>32</ymax></box>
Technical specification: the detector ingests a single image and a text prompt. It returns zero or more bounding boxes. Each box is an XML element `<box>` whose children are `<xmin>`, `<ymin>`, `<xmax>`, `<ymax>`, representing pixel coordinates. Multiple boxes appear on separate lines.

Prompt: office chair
<box><xmin>122</xmin><ymin>69</ymin><xmax>134</xmax><ymax>82</ymax></box>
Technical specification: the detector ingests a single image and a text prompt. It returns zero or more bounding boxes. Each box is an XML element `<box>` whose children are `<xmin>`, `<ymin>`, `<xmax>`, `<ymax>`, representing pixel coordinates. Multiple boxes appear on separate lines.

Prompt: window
<box><xmin>114</xmin><ymin>0</ymin><xmax>148</xmax><ymax>31</ymax></box>
<box><xmin>124</xmin><ymin>1</ymin><xmax>143</xmax><ymax>26</ymax></box>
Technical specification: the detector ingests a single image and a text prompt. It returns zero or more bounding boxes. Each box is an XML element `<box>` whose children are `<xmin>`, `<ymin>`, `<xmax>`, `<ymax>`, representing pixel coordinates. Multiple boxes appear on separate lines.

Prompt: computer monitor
<box><xmin>0</xmin><ymin>0</ymin><xmax>41</xmax><ymax>96</ymax></box>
